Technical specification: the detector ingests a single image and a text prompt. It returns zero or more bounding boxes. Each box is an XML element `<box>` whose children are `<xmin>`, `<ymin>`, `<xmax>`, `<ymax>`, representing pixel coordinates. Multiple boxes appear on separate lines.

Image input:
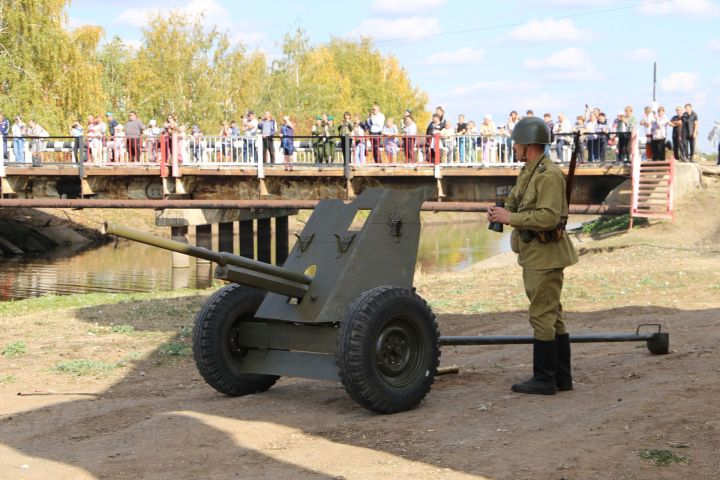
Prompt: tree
<box><xmin>0</xmin><ymin>0</ymin><xmax>105</xmax><ymax>132</ymax></box>
<box><xmin>0</xmin><ymin>4</ymin><xmax>428</xmax><ymax>136</ymax></box>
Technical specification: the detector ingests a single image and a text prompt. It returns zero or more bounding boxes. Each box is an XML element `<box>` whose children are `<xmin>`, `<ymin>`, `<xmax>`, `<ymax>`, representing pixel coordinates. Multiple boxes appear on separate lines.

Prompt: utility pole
<box><xmin>652</xmin><ymin>61</ymin><xmax>657</xmax><ymax>102</ymax></box>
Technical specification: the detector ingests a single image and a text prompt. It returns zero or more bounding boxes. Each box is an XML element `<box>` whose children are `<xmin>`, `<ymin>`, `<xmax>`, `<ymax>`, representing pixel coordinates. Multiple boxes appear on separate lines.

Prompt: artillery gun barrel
<box><xmin>102</xmin><ymin>222</ymin><xmax>312</xmax><ymax>286</ymax></box>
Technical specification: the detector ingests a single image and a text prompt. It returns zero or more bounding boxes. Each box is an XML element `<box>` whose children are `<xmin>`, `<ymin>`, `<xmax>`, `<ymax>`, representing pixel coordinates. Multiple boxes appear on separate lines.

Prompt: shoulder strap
<box><xmin>566</xmin><ymin>132</ymin><xmax>580</xmax><ymax>205</ymax></box>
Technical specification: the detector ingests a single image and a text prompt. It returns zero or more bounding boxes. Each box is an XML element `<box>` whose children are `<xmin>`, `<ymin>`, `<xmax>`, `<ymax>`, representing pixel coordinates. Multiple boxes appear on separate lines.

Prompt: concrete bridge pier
<box><xmin>275</xmin><ymin>215</ymin><xmax>289</xmax><ymax>265</ymax></box>
<box><xmin>239</xmin><ymin>220</ymin><xmax>254</xmax><ymax>259</ymax></box>
<box><xmin>195</xmin><ymin>224</ymin><xmax>213</xmax><ymax>288</ymax></box>
<box><xmin>257</xmin><ymin>218</ymin><xmax>272</xmax><ymax>263</ymax></box>
<box><xmin>218</xmin><ymin>222</ymin><xmax>234</xmax><ymax>253</ymax></box>
<box><xmin>157</xmin><ymin>208</ymin><xmax>298</xmax><ymax>284</ymax></box>
<box><xmin>170</xmin><ymin>225</ymin><xmax>190</xmax><ymax>289</ymax></box>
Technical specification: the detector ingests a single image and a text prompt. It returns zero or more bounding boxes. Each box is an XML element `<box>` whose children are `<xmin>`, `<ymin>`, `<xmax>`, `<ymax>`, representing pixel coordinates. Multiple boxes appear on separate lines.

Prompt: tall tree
<box><xmin>0</xmin><ymin>0</ymin><xmax>105</xmax><ymax>132</ymax></box>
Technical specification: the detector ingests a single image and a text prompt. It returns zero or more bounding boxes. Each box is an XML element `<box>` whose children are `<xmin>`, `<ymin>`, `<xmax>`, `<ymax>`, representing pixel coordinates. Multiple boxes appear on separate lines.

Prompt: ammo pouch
<box><xmin>519</xmin><ymin>222</ymin><xmax>566</xmax><ymax>244</ymax></box>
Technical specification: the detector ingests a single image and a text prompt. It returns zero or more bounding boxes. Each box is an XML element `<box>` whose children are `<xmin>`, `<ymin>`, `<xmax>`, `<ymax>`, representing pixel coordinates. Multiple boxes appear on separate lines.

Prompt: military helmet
<box><xmin>511</xmin><ymin>117</ymin><xmax>551</xmax><ymax>145</ymax></box>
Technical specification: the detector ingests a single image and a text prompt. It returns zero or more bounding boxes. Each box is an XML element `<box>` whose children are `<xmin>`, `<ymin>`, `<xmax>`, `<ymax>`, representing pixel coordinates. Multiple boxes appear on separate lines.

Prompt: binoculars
<box><xmin>488</xmin><ymin>200</ymin><xmax>505</xmax><ymax>233</ymax></box>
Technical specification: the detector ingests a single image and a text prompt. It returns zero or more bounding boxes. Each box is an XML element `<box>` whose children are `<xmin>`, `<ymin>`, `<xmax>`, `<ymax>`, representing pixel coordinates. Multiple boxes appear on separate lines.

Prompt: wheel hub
<box><xmin>375</xmin><ymin>319</ymin><xmax>422</xmax><ymax>385</ymax></box>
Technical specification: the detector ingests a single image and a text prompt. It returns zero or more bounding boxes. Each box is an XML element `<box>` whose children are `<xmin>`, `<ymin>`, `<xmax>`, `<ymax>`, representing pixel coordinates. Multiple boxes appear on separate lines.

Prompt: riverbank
<box><xmin>1</xmin><ymin>178</ymin><xmax>719</xmax><ymax>479</ymax></box>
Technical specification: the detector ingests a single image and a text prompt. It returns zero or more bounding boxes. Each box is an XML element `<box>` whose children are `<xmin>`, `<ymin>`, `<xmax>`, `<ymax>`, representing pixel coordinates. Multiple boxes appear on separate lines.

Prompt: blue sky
<box><xmin>68</xmin><ymin>0</ymin><xmax>720</xmax><ymax>151</ymax></box>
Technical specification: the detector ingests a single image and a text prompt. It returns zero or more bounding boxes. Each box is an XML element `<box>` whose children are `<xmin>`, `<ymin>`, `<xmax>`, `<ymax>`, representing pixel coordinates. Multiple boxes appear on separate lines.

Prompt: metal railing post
<box><xmin>171</xmin><ymin>133</ymin><xmax>180</xmax><ymax>177</ymax></box>
<box><xmin>0</xmin><ymin>142</ymin><xmax>5</xmax><ymax>179</ymax></box>
<box><xmin>160</xmin><ymin>133</ymin><xmax>168</xmax><ymax>178</ymax></box>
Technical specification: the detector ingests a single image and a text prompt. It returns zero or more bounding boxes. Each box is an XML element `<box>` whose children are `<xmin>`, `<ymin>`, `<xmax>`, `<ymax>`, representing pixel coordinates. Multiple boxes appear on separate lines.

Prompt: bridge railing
<box><xmin>0</xmin><ymin>136</ymin><xmax>83</xmax><ymax>166</ymax></box>
<box><xmin>0</xmin><ymin>131</ymin><xmax>643</xmax><ymax>172</ymax></box>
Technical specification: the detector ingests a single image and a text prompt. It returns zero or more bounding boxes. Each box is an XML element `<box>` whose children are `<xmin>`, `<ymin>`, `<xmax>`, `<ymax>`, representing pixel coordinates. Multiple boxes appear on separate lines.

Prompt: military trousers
<box><xmin>522</xmin><ymin>267</ymin><xmax>567</xmax><ymax>341</ymax></box>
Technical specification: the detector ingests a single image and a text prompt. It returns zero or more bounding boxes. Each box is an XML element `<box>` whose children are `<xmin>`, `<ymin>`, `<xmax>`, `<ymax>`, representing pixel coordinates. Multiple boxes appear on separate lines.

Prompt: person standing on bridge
<box><xmin>487</xmin><ymin>116</ymin><xmax>578</xmax><ymax>395</ymax></box>
<box><xmin>366</xmin><ymin>104</ymin><xmax>385</xmax><ymax>163</ymax></box>
<box><xmin>280</xmin><ymin>116</ymin><xmax>294</xmax><ymax>170</ymax></box>
<box><xmin>125</xmin><ymin>111</ymin><xmax>144</xmax><ymax>163</ymax></box>
<box><xmin>259</xmin><ymin>111</ymin><xmax>276</xmax><ymax>164</ymax></box>
<box><xmin>11</xmin><ymin>116</ymin><xmax>25</xmax><ymax>163</ymax></box>
<box><xmin>26</xmin><ymin>119</ymin><xmax>48</xmax><ymax>167</ymax></box>
<box><xmin>0</xmin><ymin>113</ymin><xmax>9</xmax><ymax>161</ymax></box>
<box><xmin>243</xmin><ymin>111</ymin><xmax>259</xmax><ymax>163</ymax></box>
<box><xmin>106</xmin><ymin>112</ymin><xmax>118</xmax><ymax>162</ymax></box>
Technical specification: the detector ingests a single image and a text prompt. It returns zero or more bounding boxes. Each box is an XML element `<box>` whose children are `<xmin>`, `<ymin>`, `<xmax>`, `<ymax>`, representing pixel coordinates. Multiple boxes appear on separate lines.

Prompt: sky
<box><xmin>67</xmin><ymin>0</ymin><xmax>720</xmax><ymax>152</ymax></box>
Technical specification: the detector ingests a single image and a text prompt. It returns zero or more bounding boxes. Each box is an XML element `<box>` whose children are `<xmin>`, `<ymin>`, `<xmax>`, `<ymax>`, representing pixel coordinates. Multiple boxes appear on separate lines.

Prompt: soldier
<box><xmin>311</xmin><ymin>116</ymin><xmax>324</xmax><ymax>163</ymax></box>
<box><xmin>311</xmin><ymin>114</ymin><xmax>334</xmax><ymax>164</ymax></box>
<box><xmin>488</xmin><ymin>117</ymin><xmax>579</xmax><ymax>395</ymax></box>
<box><xmin>338</xmin><ymin>111</ymin><xmax>353</xmax><ymax>164</ymax></box>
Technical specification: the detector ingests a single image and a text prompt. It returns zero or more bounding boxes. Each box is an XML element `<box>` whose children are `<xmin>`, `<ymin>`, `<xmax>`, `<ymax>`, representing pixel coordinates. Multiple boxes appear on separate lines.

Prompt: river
<box><xmin>0</xmin><ymin>216</ymin><xmax>591</xmax><ymax>301</ymax></box>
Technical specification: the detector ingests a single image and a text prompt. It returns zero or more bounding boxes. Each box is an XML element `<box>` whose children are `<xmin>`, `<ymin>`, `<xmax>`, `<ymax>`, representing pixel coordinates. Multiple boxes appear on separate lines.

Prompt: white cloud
<box><xmin>506</xmin><ymin>18</ymin><xmax>590</xmax><ymax>43</ymax></box>
<box><xmin>121</xmin><ymin>38</ymin><xmax>143</xmax><ymax>50</ymax></box>
<box><xmin>623</xmin><ymin>48</ymin><xmax>656</xmax><ymax>62</ymax></box>
<box><xmin>660</xmin><ymin>72</ymin><xmax>699</xmax><ymax>93</ymax></box>
<box><xmin>708</xmin><ymin>38</ymin><xmax>720</xmax><ymax>52</ymax></box>
<box><xmin>348</xmin><ymin>17</ymin><xmax>441</xmax><ymax>42</ymax></box>
<box><xmin>426</xmin><ymin>48</ymin><xmax>485</xmax><ymax>66</ymax></box>
<box><xmin>517</xmin><ymin>0</ymin><xmax>617</xmax><ymax>5</ymax></box>
<box><xmin>115</xmin><ymin>0</ymin><xmax>265</xmax><ymax>46</ymax></box>
<box><xmin>115</xmin><ymin>7</ymin><xmax>161</xmax><ymax>28</ymax></box>
<box><xmin>371</xmin><ymin>0</ymin><xmax>446</xmax><ymax>14</ymax></box>
<box><xmin>637</xmin><ymin>0</ymin><xmax>720</xmax><ymax>17</ymax></box>
<box><xmin>116</xmin><ymin>0</ymin><xmax>228</xmax><ymax>27</ymax></box>
<box><xmin>230</xmin><ymin>31</ymin><xmax>267</xmax><ymax>46</ymax></box>
<box><xmin>67</xmin><ymin>17</ymin><xmax>91</xmax><ymax>30</ymax></box>
<box><xmin>523</xmin><ymin>47</ymin><xmax>596</xmax><ymax>80</ymax></box>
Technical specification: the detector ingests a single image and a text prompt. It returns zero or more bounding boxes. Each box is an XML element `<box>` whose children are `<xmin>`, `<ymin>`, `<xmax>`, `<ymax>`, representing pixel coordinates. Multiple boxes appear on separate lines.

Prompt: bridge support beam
<box><xmin>218</xmin><ymin>222</ymin><xmax>234</xmax><ymax>254</ymax></box>
<box><xmin>170</xmin><ymin>226</ymin><xmax>189</xmax><ymax>269</ymax></box>
<box><xmin>193</xmin><ymin>224</ymin><xmax>213</xmax><ymax>288</ymax></box>
<box><xmin>156</xmin><ymin>208</ymin><xmax>298</xmax><ymax>266</ymax></box>
<box><xmin>239</xmin><ymin>220</ymin><xmax>254</xmax><ymax>259</ymax></box>
<box><xmin>275</xmin><ymin>216</ymin><xmax>289</xmax><ymax>265</ymax></box>
<box><xmin>257</xmin><ymin>218</ymin><xmax>272</xmax><ymax>264</ymax></box>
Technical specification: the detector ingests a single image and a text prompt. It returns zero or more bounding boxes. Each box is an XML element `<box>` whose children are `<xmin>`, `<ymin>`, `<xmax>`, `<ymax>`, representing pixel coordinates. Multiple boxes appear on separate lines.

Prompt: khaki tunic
<box><xmin>506</xmin><ymin>153</ymin><xmax>578</xmax><ymax>339</ymax></box>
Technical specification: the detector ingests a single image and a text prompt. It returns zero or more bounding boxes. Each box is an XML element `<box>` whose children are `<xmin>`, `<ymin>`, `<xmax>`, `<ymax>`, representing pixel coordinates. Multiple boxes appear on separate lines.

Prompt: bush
<box><xmin>580</xmin><ymin>214</ymin><xmax>648</xmax><ymax>235</ymax></box>
<box><xmin>2</xmin><ymin>341</ymin><xmax>27</xmax><ymax>357</ymax></box>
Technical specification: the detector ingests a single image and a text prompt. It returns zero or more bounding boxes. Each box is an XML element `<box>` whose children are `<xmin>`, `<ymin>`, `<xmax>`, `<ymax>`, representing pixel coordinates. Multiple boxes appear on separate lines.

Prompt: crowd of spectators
<box><xmin>0</xmin><ymin>102</ymin><xmax>713</xmax><ymax>166</ymax></box>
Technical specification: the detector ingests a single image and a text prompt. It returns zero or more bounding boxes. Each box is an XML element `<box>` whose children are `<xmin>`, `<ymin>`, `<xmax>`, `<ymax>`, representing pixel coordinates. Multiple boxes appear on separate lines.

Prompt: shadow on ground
<box><xmin>1</xmin><ymin>295</ymin><xmax>718</xmax><ymax>479</ymax></box>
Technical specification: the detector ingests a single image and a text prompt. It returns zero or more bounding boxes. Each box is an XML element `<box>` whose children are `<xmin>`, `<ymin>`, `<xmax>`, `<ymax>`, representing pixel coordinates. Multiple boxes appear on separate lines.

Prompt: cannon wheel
<box><xmin>193</xmin><ymin>284</ymin><xmax>279</xmax><ymax>396</ymax></box>
<box><xmin>336</xmin><ymin>286</ymin><xmax>440</xmax><ymax>414</ymax></box>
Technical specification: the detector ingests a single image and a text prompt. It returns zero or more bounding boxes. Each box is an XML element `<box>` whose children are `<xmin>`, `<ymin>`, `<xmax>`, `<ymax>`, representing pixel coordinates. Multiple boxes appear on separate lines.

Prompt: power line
<box><xmin>256</xmin><ymin>0</ymin><xmax>672</xmax><ymax>56</ymax></box>
<box><xmin>369</xmin><ymin>0</ymin><xmax>673</xmax><ymax>45</ymax></box>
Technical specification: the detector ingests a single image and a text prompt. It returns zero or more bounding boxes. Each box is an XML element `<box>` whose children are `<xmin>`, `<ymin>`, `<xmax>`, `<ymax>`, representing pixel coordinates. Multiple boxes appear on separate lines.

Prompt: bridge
<box><xmin>0</xmin><ymin>133</ymin><xmax>631</xmax><ymax>267</ymax></box>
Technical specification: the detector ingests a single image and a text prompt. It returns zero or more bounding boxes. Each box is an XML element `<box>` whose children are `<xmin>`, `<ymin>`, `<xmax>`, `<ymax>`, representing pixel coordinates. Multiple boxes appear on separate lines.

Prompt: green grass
<box><xmin>111</xmin><ymin>324</ymin><xmax>135</xmax><ymax>334</ymax></box>
<box><xmin>580</xmin><ymin>215</ymin><xmax>648</xmax><ymax>235</ymax></box>
<box><xmin>2</xmin><ymin>341</ymin><xmax>27</xmax><ymax>357</ymax></box>
<box><xmin>0</xmin><ymin>289</ymin><xmax>210</xmax><ymax>319</ymax></box>
<box><xmin>52</xmin><ymin>359</ymin><xmax>122</xmax><ymax>376</ymax></box>
<box><xmin>0</xmin><ymin>374</ymin><xmax>17</xmax><ymax>384</ymax></box>
<box><xmin>638</xmin><ymin>448</ymin><xmax>688</xmax><ymax>466</ymax></box>
<box><xmin>158</xmin><ymin>342</ymin><xmax>192</xmax><ymax>357</ymax></box>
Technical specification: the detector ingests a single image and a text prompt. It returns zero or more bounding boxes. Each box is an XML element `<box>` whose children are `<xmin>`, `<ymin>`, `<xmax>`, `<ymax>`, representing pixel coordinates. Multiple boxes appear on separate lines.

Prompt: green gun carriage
<box><xmin>104</xmin><ymin>188</ymin><xmax>668</xmax><ymax>414</ymax></box>
<box><xmin>105</xmin><ymin>189</ymin><xmax>439</xmax><ymax>414</ymax></box>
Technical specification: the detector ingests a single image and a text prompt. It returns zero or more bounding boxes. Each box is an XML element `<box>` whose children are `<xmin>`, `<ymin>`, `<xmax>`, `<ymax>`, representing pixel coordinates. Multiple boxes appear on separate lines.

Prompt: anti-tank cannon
<box><xmin>104</xmin><ymin>187</ymin><xmax>670</xmax><ymax>414</ymax></box>
<box><xmin>103</xmin><ymin>188</ymin><xmax>439</xmax><ymax>414</ymax></box>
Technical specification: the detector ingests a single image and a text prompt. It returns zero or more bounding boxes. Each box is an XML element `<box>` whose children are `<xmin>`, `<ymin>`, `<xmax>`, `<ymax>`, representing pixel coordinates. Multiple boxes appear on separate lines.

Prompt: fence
<box><xmin>1</xmin><ymin>130</ymin><xmax>661</xmax><ymax>169</ymax></box>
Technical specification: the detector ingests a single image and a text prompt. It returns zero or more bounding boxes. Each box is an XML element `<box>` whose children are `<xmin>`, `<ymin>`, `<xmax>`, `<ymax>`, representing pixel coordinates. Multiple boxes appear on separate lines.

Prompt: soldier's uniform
<box><xmin>311</xmin><ymin>121</ymin><xmax>324</xmax><ymax>163</ymax></box>
<box><xmin>506</xmin><ymin>154</ymin><xmax>578</xmax><ymax>341</ymax></box>
<box><xmin>311</xmin><ymin>121</ymin><xmax>334</xmax><ymax>163</ymax></box>
<box><xmin>499</xmin><ymin>116</ymin><xmax>579</xmax><ymax>395</ymax></box>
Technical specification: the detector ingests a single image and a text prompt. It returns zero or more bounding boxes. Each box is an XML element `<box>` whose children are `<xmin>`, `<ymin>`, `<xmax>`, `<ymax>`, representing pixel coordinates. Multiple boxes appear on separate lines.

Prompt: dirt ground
<box><xmin>1</xmin><ymin>176</ymin><xmax>720</xmax><ymax>479</ymax></box>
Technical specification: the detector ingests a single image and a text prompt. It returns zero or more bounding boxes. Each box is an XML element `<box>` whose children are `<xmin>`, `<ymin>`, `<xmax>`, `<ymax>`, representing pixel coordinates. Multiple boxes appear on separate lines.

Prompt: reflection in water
<box><xmin>0</xmin><ymin>216</ymin><xmax>592</xmax><ymax>301</ymax></box>
<box><xmin>418</xmin><ymin>221</ymin><xmax>510</xmax><ymax>274</ymax></box>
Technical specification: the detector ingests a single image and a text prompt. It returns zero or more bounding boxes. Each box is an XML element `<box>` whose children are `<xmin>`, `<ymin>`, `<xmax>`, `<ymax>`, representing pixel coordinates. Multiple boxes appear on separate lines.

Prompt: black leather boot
<box><xmin>511</xmin><ymin>339</ymin><xmax>557</xmax><ymax>395</ymax></box>
<box><xmin>556</xmin><ymin>333</ymin><xmax>573</xmax><ymax>391</ymax></box>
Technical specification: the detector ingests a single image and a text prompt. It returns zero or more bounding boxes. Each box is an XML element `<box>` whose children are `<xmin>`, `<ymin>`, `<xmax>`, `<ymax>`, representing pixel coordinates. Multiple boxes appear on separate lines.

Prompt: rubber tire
<box><xmin>336</xmin><ymin>286</ymin><xmax>440</xmax><ymax>414</ymax></box>
<box><xmin>193</xmin><ymin>284</ymin><xmax>279</xmax><ymax>396</ymax></box>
